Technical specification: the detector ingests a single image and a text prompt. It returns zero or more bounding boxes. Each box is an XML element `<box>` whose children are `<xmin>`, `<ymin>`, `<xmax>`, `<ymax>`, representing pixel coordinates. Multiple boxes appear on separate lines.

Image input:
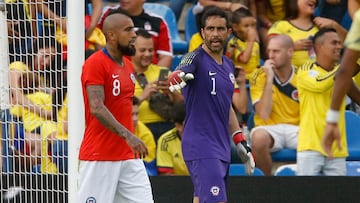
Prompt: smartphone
<box><xmin>158</xmin><ymin>69</ymin><xmax>170</xmax><ymax>81</ymax></box>
<box><xmin>136</xmin><ymin>73</ymin><xmax>148</xmax><ymax>89</ymax></box>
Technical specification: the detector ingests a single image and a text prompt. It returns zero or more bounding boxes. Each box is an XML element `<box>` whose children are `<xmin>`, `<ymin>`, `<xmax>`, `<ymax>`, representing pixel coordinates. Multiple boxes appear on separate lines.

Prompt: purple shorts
<box><xmin>185</xmin><ymin>159</ymin><xmax>229</xmax><ymax>203</ymax></box>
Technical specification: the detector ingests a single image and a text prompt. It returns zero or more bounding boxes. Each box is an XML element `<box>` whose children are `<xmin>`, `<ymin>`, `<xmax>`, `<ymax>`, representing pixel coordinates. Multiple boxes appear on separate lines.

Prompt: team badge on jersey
<box><xmin>144</xmin><ymin>21</ymin><xmax>152</xmax><ymax>31</ymax></box>
<box><xmin>210</xmin><ymin>186</ymin><xmax>220</xmax><ymax>196</ymax></box>
<box><xmin>308</xmin><ymin>70</ymin><xmax>318</xmax><ymax>78</ymax></box>
<box><xmin>130</xmin><ymin>73</ymin><xmax>136</xmax><ymax>84</ymax></box>
<box><xmin>86</xmin><ymin>197</ymin><xmax>96</xmax><ymax>203</ymax></box>
<box><xmin>292</xmin><ymin>90</ymin><xmax>299</xmax><ymax>101</ymax></box>
<box><xmin>229</xmin><ymin>73</ymin><xmax>235</xmax><ymax>84</ymax></box>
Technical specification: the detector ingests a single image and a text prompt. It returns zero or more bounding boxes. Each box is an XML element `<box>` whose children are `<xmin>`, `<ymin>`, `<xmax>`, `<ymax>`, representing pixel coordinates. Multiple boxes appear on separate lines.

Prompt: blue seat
<box><xmin>271</xmin><ymin>149</ymin><xmax>297</xmax><ymax>162</ymax></box>
<box><xmin>346</xmin><ymin>161</ymin><xmax>360</xmax><ymax>176</ymax></box>
<box><xmin>229</xmin><ymin>164</ymin><xmax>264</xmax><ymax>176</ymax></box>
<box><xmin>143</xmin><ymin>3</ymin><xmax>188</xmax><ymax>54</ymax></box>
<box><xmin>144</xmin><ymin>159</ymin><xmax>158</xmax><ymax>176</ymax></box>
<box><xmin>345</xmin><ymin>110</ymin><xmax>360</xmax><ymax>161</ymax></box>
<box><xmin>185</xmin><ymin>5</ymin><xmax>198</xmax><ymax>42</ymax></box>
<box><xmin>171</xmin><ymin>54</ymin><xmax>183</xmax><ymax>71</ymax></box>
<box><xmin>274</xmin><ymin>164</ymin><xmax>296</xmax><ymax>176</ymax></box>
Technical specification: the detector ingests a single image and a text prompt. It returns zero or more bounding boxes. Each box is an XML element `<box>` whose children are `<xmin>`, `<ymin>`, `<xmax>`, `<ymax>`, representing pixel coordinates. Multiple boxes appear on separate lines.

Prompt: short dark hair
<box><xmin>201</xmin><ymin>6</ymin><xmax>230</xmax><ymax>29</ymax></box>
<box><xmin>312</xmin><ymin>27</ymin><xmax>337</xmax><ymax>44</ymax></box>
<box><xmin>231</xmin><ymin>7</ymin><xmax>253</xmax><ymax>24</ymax></box>
<box><xmin>170</xmin><ymin>101</ymin><xmax>186</xmax><ymax>124</ymax></box>
<box><xmin>135</xmin><ymin>28</ymin><xmax>152</xmax><ymax>39</ymax></box>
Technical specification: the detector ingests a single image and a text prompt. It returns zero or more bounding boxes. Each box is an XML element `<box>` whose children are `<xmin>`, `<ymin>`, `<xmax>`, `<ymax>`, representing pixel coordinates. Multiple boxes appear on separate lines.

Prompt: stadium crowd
<box><xmin>3</xmin><ymin>0</ymin><xmax>360</xmax><ymax>179</ymax></box>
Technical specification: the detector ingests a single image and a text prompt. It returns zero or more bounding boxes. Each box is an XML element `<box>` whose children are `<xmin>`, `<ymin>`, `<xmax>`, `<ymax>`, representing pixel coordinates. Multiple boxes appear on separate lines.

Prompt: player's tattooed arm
<box><xmin>86</xmin><ymin>85</ymin><xmax>132</xmax><ymax>140</ymax></box>
<box><xmin>86</xmin><ymin>85</ymin><xmax>149</xmax><ymax>158</ymax></box>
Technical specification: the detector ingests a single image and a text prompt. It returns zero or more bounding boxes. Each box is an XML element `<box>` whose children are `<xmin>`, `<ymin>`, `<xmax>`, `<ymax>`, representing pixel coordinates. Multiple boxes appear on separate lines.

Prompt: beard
<box><xmin>204</xmin><ymin>39</ymin><xmax>225</xmax><ymax>54</ymax></box>
<box><xmin>118</xmin><ymin>43</ymin><xmax>136</xmax><ymax>56</ymax></box>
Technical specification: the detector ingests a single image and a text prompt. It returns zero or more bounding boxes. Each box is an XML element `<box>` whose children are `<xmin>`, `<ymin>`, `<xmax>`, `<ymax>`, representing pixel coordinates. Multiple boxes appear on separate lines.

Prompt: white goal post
<box><xmin>67</xmin><ymin>0</ymin><xmax>85</xmax><ymax>202</ymax></box>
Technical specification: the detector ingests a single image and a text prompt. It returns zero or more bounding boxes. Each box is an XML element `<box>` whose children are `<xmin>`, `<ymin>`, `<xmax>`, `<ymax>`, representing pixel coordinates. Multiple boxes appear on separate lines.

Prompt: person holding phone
<box><xmin>132</xmin><ymin>28</ymin><xmax>183</xmax><ymax>142</ymax></box>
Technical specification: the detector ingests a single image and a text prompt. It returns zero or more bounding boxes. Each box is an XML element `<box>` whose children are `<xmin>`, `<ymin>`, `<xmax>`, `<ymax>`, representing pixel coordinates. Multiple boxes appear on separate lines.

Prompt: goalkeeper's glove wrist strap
<box><xmin>232</xmin><ymin>130</ymin><xmax>246</xmax><ymax>145</ymax></box>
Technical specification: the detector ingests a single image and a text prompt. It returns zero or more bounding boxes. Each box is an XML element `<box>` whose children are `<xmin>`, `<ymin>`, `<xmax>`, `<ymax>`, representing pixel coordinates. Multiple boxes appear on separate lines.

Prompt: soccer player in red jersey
<box><xmin>78</xmin><ymin>8</ymin><xmax>153</xmax><ymax>203</ymax></box>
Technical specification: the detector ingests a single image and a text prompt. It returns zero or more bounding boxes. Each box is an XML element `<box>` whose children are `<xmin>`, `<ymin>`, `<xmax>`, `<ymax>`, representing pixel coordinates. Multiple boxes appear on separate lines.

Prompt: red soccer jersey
<box><xmin>79</xmin><ymin>49</ymin><xmax>136</xmax><ymax>161</ymax></box>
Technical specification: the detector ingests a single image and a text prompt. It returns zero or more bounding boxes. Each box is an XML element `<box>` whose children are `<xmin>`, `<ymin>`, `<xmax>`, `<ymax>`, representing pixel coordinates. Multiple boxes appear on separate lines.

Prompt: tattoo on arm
<box><xmin>86</xmin><ymin>85</ymin><xmax>132</xmax><ymax>140</ymax></box>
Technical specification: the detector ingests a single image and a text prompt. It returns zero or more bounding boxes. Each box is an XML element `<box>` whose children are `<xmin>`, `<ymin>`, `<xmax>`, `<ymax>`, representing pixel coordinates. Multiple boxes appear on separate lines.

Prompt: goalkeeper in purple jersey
<box><xmin>168</xmin><ymin>6</ymin><xmax>254</xmax><ymax>203</ymax></box>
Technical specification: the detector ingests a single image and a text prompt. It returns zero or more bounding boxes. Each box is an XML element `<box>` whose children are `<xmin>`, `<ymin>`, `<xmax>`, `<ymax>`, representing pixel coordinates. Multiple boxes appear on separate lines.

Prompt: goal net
<box><xmin>1</xmin><ymin>0</ymin><xmax>84</xmax><ymax>202</ymax></box>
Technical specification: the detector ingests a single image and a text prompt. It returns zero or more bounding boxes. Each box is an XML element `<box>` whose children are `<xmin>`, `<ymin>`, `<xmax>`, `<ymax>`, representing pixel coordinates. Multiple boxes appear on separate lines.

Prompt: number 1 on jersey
<box><xmin>211</xmin><ymin>78</ymin><xmax>216</xmax><ymax>95</ymax></box>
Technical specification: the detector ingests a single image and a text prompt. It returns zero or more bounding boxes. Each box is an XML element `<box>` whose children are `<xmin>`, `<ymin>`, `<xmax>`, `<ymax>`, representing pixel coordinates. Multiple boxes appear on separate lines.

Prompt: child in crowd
<box><xmin>156</xmin><ymin>101</ymin><xmax>189</xmax><ymax>176</ymax></box>
<box><xmin>226</xmin><ymin>7</ymin><xmax>260</xmax><ymax>81</ymax></box>
<box><xmin>133</xmin><ymin>97</ymin><xmax>157</xmax><ymax>176</ymax></box>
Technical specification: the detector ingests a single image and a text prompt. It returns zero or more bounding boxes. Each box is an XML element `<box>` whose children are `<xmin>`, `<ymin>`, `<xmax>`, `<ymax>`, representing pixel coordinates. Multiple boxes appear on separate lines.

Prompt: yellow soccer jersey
<box><xmin>134</xmin><ymin>64</ymin><xmax>168</xmax><ymax>123</ymax></box>
<box><xmin>266</xmin><ymin>0</ymin><xmax>285</xmax><ymax>23</ymax></box>
<box><xmin>135</xmin><ymin>121</ymin><xmax>156</xmax><ymax>163</ymax></box>
<box><xmin>10</xmin><ymin>91</ymin><xmax>57</xmax><ymax>173</ymax></box>
<box><xmin>250</xmin><ymin>66</ymin><xmax>299</xmax><ymax>126</ymax></box>
<box><xmin>227</xmin><ymin>37</ymin><xmax>260</xmax><ymax>80</ymax></box>
<box><xmin>56</xmin><ymin>94</ymin><xmax>68</xmax><ymax>140</ymax></box>
<box><xmin>156</xmin><ymin>128</ymin><xmax>189</xmax><ymax>175</ymax></box>
<box><xmin>345</xmin><ymin>10</ymin><xmax>360</xmax><ymax>51</ymax></box>
<box><xmin>297</xmin><ymin>62</ymin><xmax>348</xmax><ymax>157</ymax></box>
<box><xmin>39</xmin><ymin>94</ymin><xmax>68</xmax><ymax>141</ymax></box>
<box><xmin>10</xmin><ymin>91</ymin><xmax>52</xmax><ymax>132</ymax></box>
<box><xmin>351</xmin><ymin>59</ymin><xmax>360</xmax><ymax>87</ymax></box>
<box><xmin>188</xmin><ymin>33</ymin><xmax>203</xmax><ymax>52</ymax></box>
<box><xmin>40</xmin><ymin>121</ymin><xmax>59</xmax><ymax>174</ymax></box>
<box><xmin>268</xmin><ymin>20</ymin><xmax>318</xmax><ymax>67</ymax></box>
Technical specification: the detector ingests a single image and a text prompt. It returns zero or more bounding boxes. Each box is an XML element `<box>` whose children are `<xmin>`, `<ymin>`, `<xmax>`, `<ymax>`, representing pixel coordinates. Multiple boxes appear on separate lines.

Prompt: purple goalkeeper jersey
<box><xmin>177</xmin><ymin>47</ymin><xmax>236</xmax><ymax>162</ymax></box>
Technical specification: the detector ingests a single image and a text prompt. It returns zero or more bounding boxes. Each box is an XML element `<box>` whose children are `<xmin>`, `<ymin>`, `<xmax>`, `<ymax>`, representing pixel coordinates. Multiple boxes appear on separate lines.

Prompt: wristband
<box><xmin>326</xmin><ymin>109</ymin><xmax>340</xmax><ymax>124</ymax></box>
<box><xmin>232</xmin><ymin>130</ymin><xmax>246</xmax><ymax>144</ymax></box>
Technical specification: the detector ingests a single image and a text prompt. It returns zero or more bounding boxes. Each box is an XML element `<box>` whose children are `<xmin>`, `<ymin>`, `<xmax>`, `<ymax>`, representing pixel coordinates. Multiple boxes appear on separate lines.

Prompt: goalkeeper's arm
<box><xmin>229</xmin><ymin>107</ymin><xmax>255</xmax><ymax>175</ymax></box>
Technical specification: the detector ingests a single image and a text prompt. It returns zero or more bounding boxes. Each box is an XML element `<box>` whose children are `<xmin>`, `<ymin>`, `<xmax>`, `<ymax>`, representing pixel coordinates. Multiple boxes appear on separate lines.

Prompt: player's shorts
<box><xmin>297</xmin><ymin>151</ymin><xmax>346</xmax><ymax>176</ymax></box>
<box><xmin>185</xmin><ymin>158</ymin><xmax>229</xmax><ymax>203</ymax></box>
<box><xmin>78</xmin><ymin>159</ymin><xmax>153</xmax><ymax>203</ymax></box>
<box><xmin>250</xmin><ymin>124</ymin><xmax>298</xmax><ymax>152</ymax></box>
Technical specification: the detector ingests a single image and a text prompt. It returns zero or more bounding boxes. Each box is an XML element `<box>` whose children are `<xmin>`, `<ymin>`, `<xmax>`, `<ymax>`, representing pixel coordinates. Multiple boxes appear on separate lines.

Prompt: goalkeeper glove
<box><xmin>168</xmin><ymin>70</ymin><xmax>194</xmax><ymax>92</ymax></box>
<box><xmin>232</xmin><ymin>130</ymin><xmax>255</xmax><ymax>175</ymax></box>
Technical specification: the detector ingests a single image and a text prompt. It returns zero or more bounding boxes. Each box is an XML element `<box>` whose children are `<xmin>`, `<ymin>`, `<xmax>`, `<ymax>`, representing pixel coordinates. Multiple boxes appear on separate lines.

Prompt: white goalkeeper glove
<box><xmin>168</xmin><ymin>70</ymin><xmax>194</xmax><ymax>92</ymax></box>
<box><xmin>232</xmin><ymin>130</ymin><xmax>255</xmax><ymax>175</ymax></box>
